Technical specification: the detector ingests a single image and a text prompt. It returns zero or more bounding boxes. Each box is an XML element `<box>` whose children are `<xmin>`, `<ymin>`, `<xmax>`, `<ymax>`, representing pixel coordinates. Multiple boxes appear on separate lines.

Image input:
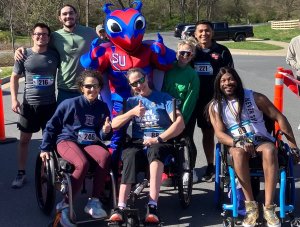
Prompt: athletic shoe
<box><xmin>60</xmin><ymin>206</ymin><xmax>76</xmax><ymax>227</ymax></box>
<box><xmin>11</xmin><ymin>174</ymin><xmax>26</xmax><ymax>189</ymax></box>
<box><xmin>263</xmin><ymin>204</ymin><xmax>281</xmax><ymax>227</ymax></box>
<box><xmin>242</xmin><ymin>201</ymin><xmax>259</xmax><ymax>227</ymax></box>
<box><xmin>84</xmin><ymin>197</ymin><xmax>107</xmax><ymax>219</ymax></box>
<box><xmin>109</xmin><ymin>208</ymin><xmax>124</xmax><ymax>222</ymax></box>
<box><xmin>145</xmin><ymin>204</ymin><xmax>159</xmax><ymax>224</ymax></box>
<box><xmin>201</xmin><ymin>164</ymin><xmax>215</xmax><ymax>182</ymax></box>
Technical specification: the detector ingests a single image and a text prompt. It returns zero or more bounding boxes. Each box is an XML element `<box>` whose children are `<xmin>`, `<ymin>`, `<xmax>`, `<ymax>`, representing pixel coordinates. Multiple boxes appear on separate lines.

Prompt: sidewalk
<box><xmin>222</xmin><ymin>38</ymin><xmax>289</xmax><ymax>56</ymax></box>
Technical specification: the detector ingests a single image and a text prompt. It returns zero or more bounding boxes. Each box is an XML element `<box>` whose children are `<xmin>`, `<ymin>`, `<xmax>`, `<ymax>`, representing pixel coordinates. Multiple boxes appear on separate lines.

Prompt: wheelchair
<box><xmin>107</xmin><ymin>135</ymin><xmax>194</xmax><ymax>227</ymax></box>
<box><xmin>35</xmin><ymin>147</ymin><xmax>117</xmax><ymax>226</ymax></box>
<box><xmin>214</xmin><ymin>119</ymin><xmax>297</xmax><ymax>227</ymax></box>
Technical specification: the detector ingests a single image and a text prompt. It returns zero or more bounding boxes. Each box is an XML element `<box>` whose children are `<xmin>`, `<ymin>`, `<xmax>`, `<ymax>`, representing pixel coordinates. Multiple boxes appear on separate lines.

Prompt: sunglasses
<box><xmin>129</xmin><ymin>76</ymin><xmax>146</xmax><ymax>87</ymax></box>
<box><xmin>178</xmin><ymin>51</ymin><xmax>192</xmax><ymax>57</ymax></box>
<box><xmin>82</xmin><ymin>84</ymin><xmax>100</xmax><ymax>89</ymax></box>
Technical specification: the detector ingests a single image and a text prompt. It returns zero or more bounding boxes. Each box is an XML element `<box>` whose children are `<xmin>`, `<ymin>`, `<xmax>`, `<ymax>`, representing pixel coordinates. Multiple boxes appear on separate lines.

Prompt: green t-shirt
<box><xmin>50</xmin><ymin>24</ymin><xmax>97</xmax><ymax>90</ymax></box>
<box><xmin>162</xmin><ymin>62</ymin><xmax>200</xmax><ymax>124</ymax></box>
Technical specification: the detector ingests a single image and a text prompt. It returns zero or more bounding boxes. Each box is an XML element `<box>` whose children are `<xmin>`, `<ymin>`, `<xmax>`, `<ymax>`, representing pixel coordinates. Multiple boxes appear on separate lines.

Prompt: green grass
<box><xmin>0</xmin><ymin>66</ymin><xmax>12</xmax><ymax>79</ymax></box>
<box><xmin>222</xmin><ymin>41</ymin><xmax>283</xmax><ymax>50</ymax></box>
<box><xmin>254</xmin><ymin>24</ymin><xmax>300</xmax><ymax>43</ymax></box>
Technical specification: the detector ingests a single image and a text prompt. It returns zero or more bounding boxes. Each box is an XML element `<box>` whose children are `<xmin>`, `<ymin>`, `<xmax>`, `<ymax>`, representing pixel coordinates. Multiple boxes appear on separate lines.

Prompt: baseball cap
<box><xmin>96</xmin><ymin>24</ymin><xmax>105</xmax><ymax>32</ymax></box>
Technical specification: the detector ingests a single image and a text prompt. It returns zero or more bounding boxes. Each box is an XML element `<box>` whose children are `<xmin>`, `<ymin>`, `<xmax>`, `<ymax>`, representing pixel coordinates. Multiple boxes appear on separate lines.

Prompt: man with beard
<box><xmin>208</xmin><ymin>66</ymin><xmax>299</xmax><ymax>227</ymax></box>
<box><xmin>15</xmin><ymin>4</ymin><xmax>97</xmax><ymax>103</ymax></box>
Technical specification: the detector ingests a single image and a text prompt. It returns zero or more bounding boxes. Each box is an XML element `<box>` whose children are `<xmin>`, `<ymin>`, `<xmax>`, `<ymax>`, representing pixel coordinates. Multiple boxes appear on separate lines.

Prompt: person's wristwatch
<box><xmin>157</xmin><ymin>136</ymin><xmax>164</xmax><ymax>143</ymax></box>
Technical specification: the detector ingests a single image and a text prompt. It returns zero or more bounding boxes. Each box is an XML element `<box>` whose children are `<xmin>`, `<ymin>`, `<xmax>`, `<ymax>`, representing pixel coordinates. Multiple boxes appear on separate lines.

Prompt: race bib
<box><xmin>32</xmin><ymin>75</ymin><xmax>54</xmax><ymax>88</ymax></box>
<box><xmin>77</xmin><ymin>129</ymin><xmax>97</xmax><ymax>145</ymax></box>
<box><xmin>229</xmin><ymin>120</ymin><xmax>255</xmax><ymax>139</ymax></box>
<box><xmin>143</xmin><ymin>128</ymin><xmax>164</xmax><ymax>140</ymax></box>
<box><xmin>194</xmin><ymin>62</ymin><xmax>213</xmax><ymax>76</ymax></box>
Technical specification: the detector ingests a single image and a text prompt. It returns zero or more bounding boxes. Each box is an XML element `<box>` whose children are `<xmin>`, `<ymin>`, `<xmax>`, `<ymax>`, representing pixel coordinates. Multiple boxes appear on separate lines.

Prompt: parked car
<box><xmin>182</xmin><ymin>21</ymin><xmax>254</xmax><ymax>42</ymax></box>
<box><xmin>174</xmin><ymin>23</ymin><xmax>195</xmax><ymax>38</ymax></box>
<box><xmin>180</xmin><ymin>25</ymin><xmax>195</xmax><ymax>40</ymax></box>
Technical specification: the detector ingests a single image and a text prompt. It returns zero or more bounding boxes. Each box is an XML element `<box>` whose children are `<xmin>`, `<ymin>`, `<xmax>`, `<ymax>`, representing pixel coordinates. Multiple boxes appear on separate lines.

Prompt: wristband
<box><xmin>157</xmin><ymin>136</ymin><xmax>163</xmax><ymax>143</ymax></box>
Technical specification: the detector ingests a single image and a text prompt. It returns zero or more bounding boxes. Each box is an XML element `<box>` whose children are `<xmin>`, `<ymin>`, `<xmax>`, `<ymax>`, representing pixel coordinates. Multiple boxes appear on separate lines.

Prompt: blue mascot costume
<box><xmin>80</xmin><ymin>1</ymin><xmax>176</xmax><ymax>177</ymax></box>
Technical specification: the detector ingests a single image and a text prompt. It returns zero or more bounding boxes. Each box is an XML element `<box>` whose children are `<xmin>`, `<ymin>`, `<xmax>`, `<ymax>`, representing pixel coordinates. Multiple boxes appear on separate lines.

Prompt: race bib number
<box><xmin>194</xmin><ymin>62</ymin><xmax>213</xmax><ymax>76</ymax></box>
<box><xmin>143</xmin><ymin>128</ymin><xmax>164</xmax><ymax>140</ymax></box>
<box><xmin>229</xmin><ymin>120</ymin><xmax>255</xmax><ymax>138</ymax></box>
<box><xmin>77</xmin><ymin>129</ymin><xmax>97</xmax><ymax>145</ymax></box>
<box><xmin>32</xmin><ymin>75</ymin><xmax>54</xmax><ymax>88</ymax></box>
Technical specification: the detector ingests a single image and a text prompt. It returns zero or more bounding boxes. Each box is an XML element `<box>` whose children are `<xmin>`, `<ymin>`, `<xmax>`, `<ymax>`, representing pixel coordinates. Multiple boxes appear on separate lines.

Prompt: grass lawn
<box><xmin>222</xmin><ymin>41</ymin><xmax>283</xmax><ymax>50</ymax></box>
<box><xmin>0</xmin><ymin>66</ymin><xmax>12</xmax><ymax>79</ymax></box>
<box><xmin>254</xmin><ymin>24</ymin><xmax>300</xmax><ymax>43</ymax></box>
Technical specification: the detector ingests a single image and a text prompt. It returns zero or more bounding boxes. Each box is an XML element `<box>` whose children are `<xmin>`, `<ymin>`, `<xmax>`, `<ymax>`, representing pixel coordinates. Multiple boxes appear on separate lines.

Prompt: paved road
<box><xmin>0</xmin><ymin>34</ymin><xmax>299</xmax><ymax>227</ymax></box>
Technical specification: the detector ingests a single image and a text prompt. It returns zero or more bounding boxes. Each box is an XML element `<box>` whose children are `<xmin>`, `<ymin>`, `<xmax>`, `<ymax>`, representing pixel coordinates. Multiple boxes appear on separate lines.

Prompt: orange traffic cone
<box><xmin>0</xmin><ymin>79</ymin><xmax>17</xmax><ymax>144</ymax></box>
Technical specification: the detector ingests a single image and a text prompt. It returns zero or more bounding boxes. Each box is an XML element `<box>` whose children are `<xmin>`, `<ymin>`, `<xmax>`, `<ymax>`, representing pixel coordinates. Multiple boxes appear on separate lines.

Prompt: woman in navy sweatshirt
<box><xmin>40</xmin><ymin>70</ymin><xmax>112</xmax><ymax>226</ymax></box>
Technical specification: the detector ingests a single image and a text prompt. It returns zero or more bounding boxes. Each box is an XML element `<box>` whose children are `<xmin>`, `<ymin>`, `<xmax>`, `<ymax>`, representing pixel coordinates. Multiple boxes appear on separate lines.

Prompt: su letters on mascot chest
<box><xmin>80</xmin><ymin>1</ymin><xmax>175</xmax><ymax>158</ymax></box>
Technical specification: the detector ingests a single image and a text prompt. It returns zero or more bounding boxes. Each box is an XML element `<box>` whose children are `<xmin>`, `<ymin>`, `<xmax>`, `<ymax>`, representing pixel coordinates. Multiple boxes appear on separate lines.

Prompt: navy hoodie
<box><xmin>40</xmin><ymin>95</ymin><xmax>112</xmax><ymax>151</ymax></box>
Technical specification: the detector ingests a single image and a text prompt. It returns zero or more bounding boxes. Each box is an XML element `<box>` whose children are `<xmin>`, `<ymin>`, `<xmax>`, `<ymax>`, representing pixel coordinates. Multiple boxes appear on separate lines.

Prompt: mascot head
<box><xmin>103</xmin><ymin>1</ymin><xmax>146</xmax><ymax>52</ymax></box>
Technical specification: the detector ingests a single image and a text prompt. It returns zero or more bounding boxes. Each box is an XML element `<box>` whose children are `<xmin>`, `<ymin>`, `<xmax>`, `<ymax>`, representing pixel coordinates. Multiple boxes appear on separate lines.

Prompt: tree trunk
<box><xmin>9</xmin><ymin>0</ymin><xmax>15</xmax><ymax>52</ymax></box>
<box><xmin>85</xmin><ymin>0</ymin><xmax>89</xmax><ymax>26</ymax></box>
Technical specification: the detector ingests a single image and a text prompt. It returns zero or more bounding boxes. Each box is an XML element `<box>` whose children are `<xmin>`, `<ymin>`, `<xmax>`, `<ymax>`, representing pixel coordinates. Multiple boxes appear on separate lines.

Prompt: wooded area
<box><xmin>0</xmin><ymin>0</ymin><xmax>300</xmax><ymax>35</ymax></box>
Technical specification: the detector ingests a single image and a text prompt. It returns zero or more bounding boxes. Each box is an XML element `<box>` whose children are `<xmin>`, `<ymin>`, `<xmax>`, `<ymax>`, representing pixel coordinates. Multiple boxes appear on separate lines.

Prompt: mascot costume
<box><xmin>80</xmin><ymin>1</ymin><xmax>176</xmax><ymax>175</ymax></box>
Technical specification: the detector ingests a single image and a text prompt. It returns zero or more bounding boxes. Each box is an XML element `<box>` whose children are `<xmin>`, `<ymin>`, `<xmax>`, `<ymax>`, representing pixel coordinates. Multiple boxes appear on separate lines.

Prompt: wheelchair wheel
<box><xmin>177</xmin><ymin>137</ymin><xmax>193</xmax><ymax>208</ymax></box>
<box><xmin>35</xmin><ymin>152</ymin><xmax>56</xmax><ymax>215</ymax></box>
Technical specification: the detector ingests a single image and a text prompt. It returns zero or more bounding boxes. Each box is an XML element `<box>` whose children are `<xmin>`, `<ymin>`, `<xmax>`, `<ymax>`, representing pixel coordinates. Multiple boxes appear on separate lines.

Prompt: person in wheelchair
<box><xmin>39</xmin><ymin>70</ymin><xmax>113</xmax><ymax>227</ymax></box>
<box><xmin>208</xmin><ymin>67</ymin><xmax>299</xmax><ymax>227</ymax></box>
<box><xmin>109</xmin><ymin>68</ymin><xmax>185</xmax><ymax>224</ymax></box>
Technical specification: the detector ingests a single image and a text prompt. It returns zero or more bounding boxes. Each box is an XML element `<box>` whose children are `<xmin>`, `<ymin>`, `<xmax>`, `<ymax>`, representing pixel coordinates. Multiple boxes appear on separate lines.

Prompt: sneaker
<box><xmin>84</xmin><ymin>197</ymin><xmax>107</xmax><ymax>219</ymax></box>
<box><xmin>263</xmin><ymin>204</ymin><xmax>281</xmax><ymax>227</ymax></box>
<box><xmin>145</xmin><ymin>204</ymin><xmax>159</xmax><ymax>223</ymax></box>
<box><xmin>201</xmin><ymin>165</ymin><xmax>215</xmax><ymax>182</ymax></box>
<box><xmin>60</xmin><ymin>206</ymin><xmax>76</xmax><ymax>227</ymax></box>
<box><xmin>11</xmin><ymin>174</ymin><xmax>26</xmax><ymax>189</ymax></box>
<box><xmin>161</xmin><ymin>173</ymin><xmax>174</xmax><ymax>187</ymax></box>
<box><xmin>242</xmin><ymin>201</ymin><xmax>259</xmax><ymax>227</ymax></box>
<box><xmin>109</xmin><ymin>208</ymin><xmax>124</xmax><ymax>222</ymax></box>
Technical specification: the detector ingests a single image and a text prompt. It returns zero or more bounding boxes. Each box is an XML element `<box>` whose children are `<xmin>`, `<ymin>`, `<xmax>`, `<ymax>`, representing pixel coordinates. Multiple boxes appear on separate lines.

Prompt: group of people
<box><xmin>9</xmin><ymin>3</ymin><xmax>300</xmax><ymax>227</ymax></box>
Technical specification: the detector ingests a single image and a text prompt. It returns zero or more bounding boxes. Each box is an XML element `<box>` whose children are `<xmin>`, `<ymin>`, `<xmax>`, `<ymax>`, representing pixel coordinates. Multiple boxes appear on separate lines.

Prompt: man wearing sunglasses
<box><xmin>10</xmin><ymin>23</ymin><xmax>60</xmax><ymax>189</ymax></box>
<box><xmin>192</xmin><ymin>20</ymin><xmax>234</xmax><ymax>182</ymax></box>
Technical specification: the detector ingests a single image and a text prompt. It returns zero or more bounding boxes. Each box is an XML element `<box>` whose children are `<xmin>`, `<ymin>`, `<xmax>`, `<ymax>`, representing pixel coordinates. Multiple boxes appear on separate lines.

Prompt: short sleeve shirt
<box><xmin>13</xmin><ymin>48</ymin><xmax>60</xmax><ymax>105</ymax></box>
<box><xmin>126</xmin><ymin>91</ymin><xmax>174</xmax><ymax>139</ymax></box>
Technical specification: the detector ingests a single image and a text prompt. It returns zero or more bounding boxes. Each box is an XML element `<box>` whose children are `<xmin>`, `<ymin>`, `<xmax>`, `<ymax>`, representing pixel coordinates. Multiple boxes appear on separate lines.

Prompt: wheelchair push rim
<box><xmin>177</xmin><ymin>136</ymin><xmax>193</xmax><ymax>208</ymax></box>
<box><xmin>35</xmin><ymin>152</ymin><xmax>56</xmax><ymax>215</ymax></box>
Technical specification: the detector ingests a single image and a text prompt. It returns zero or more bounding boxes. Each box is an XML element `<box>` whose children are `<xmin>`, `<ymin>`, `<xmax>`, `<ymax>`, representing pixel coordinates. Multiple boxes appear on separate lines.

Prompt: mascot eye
<box><xmin>135</xmin><ymin>16</ymin><xmax>145</xmax><ymax>30</ymax></box>
<box><xmin>107</xmin><ymin>19</ymin><xmax>122</xmax><ymax>33</ymax></box>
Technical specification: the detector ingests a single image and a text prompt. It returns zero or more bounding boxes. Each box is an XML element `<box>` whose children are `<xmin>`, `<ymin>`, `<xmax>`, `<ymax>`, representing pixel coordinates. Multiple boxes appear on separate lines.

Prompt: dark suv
<box><xmin>174</xmin><ymin>23</ymin><xmax>195</xmax><ymax>38</ymax></box>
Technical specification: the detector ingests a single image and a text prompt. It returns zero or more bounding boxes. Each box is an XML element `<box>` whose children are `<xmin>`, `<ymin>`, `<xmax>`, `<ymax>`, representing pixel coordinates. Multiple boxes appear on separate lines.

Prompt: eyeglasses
<box><xmin>82</xmin><ymin>84</ymin><xmax>100</xmax><ymax>89</ymax></box>
<box><xmin>129</xmin><ymin>76</ymin><xmax>146</xmax><ymax>87</ymax></box>
<box><xmin>33</xmin><ymin>33</ymin><xmax>49</xmax><ymax>37</ymax></box>
<box><xmin>178</xmin><ymin>51</ymin><xmax>192</xmax><ymax>58</ymax></box>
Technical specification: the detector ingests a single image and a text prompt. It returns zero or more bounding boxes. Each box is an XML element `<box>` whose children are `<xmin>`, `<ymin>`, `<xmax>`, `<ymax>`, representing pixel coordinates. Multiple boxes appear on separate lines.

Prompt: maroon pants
<box><xmin>57</xmin><ymin>140</ymin><xmax>110</xmax><ymax>199</ymax></box>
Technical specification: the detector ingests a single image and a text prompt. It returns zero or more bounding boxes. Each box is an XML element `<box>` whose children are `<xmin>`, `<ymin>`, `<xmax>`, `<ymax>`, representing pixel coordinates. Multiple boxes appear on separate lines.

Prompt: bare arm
<box><xmin>10</xmin><ymin>72</ymin><xmax>21</xmax><ymax>113</ymax></box>
<box><xmin>209</xmin><ymin>103</ymin><xmax>235</xmax><ymax>146</ymax></box>
<box><xmin>254</xmin><ymin>92</ymin><xmax>298</xmax><ymax>149</ymax></box>
<box><xmin>158</xmin><ymin>110</ymin><xmax>185</xmax><ymax>142</ymax></box>
<box><xmin>14</xmin><ymin>47</ymin><xmax>26</xmax><ymax>61</ymax></box>
<box><xmin>111</xmin><ymin>100</ymin><xmax>145</xmax><ymax>130</ymax></box>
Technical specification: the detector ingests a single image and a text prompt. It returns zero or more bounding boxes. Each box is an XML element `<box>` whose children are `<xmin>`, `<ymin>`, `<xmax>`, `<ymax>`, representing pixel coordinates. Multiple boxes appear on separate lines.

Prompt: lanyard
<box><xmin>226</xmin><ymin>99</ymin><xmax>240</xmax><ymax>123</ymax></box>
